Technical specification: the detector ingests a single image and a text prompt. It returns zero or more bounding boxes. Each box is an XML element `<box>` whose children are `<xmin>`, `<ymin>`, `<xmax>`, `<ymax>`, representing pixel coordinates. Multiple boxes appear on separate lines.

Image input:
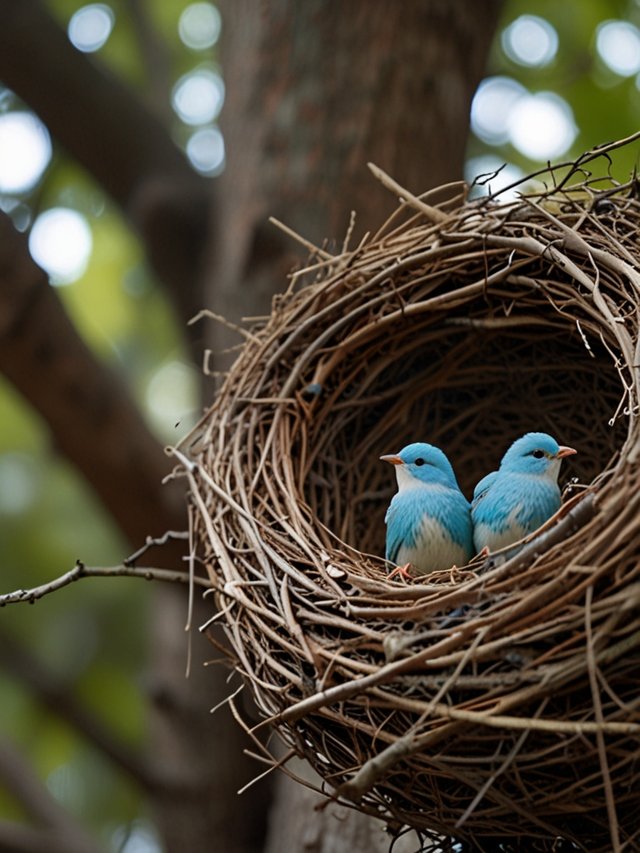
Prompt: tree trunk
<box><xmin>209</xmin><ymin>0</ymin><xmax>503</xmax><ymax>357</ymax></box>
<box><xmin>207</xmin><ymin>1</ymin><xmax>503</xmax><ymax>847</ymax></box>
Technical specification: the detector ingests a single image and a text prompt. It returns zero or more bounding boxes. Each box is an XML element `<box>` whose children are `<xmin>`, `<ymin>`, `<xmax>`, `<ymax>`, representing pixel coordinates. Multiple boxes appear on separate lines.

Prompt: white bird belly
<box><xmin>396</xmin><ymin>515</ymin><xmax>468</xmax><ymax>575</ymax></box>
<box><xmin>473</xmin><ymin>521</ymin><xmax>528</xmax><ymax>553</ymax></box>
<box><xmin>473</xmin><ymin>501</ymin><xmax>528</xmax><ymax>552</ymax></box>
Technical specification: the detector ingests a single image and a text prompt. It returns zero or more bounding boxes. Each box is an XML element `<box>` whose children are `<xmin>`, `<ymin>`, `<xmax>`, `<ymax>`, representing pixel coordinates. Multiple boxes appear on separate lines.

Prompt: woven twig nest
<box><xmin>182</xmin><ymin>143</ymin><xmax>640</xmax><ymax>852</ymax></box>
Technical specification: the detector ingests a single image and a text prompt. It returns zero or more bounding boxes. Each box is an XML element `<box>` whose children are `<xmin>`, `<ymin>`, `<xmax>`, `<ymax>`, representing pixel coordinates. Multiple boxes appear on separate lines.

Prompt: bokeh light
<box><xmin>471</xmin><ymin>77</ymin><xmax>527</xmax><ymax>145</ymax></box>
<box><xmin>472</xmin><ymin>77</ymin><xmax>577</xmax><ymax>162</ymax></box>
<box><xmin>507</xmin><ymin>92</ymin><xmax>577</xmax><ymax>160</ymax></box>
<box><xmin>172</xmin><ymin>68</ymin><xmax>224</xmax><ymax>125</ymax></box>
<box><xmin>596</xmin><ymin>20</ymin><xmax>640</xmax><ymax>77</ymax></box>
<box><xmin>68</xmin><ymin>3</ymin><xmax>115</xmax><ymax>53</ymax></box>
<box><xmin>502</xmin><ymin>15</ymin><xmax>558</xmax><ymax>67</ymax></box>
<box><xmin>145</xmin><ymin>360</ymin><xmax>198</xmax><ymax>440</ymax></box>
<box><xmin>178</xmin><ymin>2</ymin><xmax>221</xmax><ymax>50</ymax></box>
<box><xmin>0</xmin><ymin>453</ymin><xmax>40</xmax><ymax>515</ymax></box>
<box><xmin>112</xmin><ymin>820</ymin><xmax>162</xmax><ymax>853</ymax></box>
<box><xmin>186</xmin><ymin>126</ymin><xmax>225</xmax><ymax>174</ymax></box>
<box><xmin>0</xmin><ymin>112</ymin><xmax>52</xmax><ymax>193</ymax></box>
<box><xmin>29</xmin><ymin>208</ymin><xmax>93</xmax><ymax>285</ymax></box>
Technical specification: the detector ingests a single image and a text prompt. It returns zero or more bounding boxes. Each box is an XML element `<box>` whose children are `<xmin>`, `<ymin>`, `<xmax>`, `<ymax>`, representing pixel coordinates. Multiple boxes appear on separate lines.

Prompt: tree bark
<box><xmin>210</xmin><ymin>1</ymin><xmax>503</xmax><ymax>847</ymax></box>
<box><xmin>147</xmin><ymin>591</ymin><xmax>272</xmax><ymax>853</ymax></box>
<box><xmin>210</xmin><ymin>0</ymin><xmax>503</xmax><ymax>357</ymax></box>
<box><xmin>264</xmin><ymin>766</ymin><xmax>418</xmax><ymax>853</ymax></box>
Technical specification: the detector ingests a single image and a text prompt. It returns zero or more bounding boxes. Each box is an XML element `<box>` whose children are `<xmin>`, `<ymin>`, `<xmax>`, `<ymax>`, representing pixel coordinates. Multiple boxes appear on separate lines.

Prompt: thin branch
<box><xmin>268</xmin><ymin>217</ymin><xmax>334</xmax><ymax>260</ymax></box>
<box><xmin>188</xmin><ymin>309</ymin><xmax>262</xmax><ymax>343</ymax></box>
<box><xmin>367</xmin><ymin>162</ymin><xmax>448</xmax><ymax>223</ymax></box>
<box><xmin>0</xmin><ymin>560</ymin><xmax>210</xmax><ymax>607</ymax></box>
<box><xmin>482</xmin><ymin>129</ymin><xmax>640</xmax><ymax>202</ymax></box>
<box><xmin>123</xmin><ymin>530</ymin><xmax>189</xmax><ymax>567</ymax></box>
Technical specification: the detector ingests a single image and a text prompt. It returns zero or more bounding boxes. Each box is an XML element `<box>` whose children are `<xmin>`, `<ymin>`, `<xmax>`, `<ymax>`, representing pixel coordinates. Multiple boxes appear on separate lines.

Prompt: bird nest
<box><xmin>180</xmin><ymin>141</ymin><xmax>640</xmax><ymax>852</ymax></box>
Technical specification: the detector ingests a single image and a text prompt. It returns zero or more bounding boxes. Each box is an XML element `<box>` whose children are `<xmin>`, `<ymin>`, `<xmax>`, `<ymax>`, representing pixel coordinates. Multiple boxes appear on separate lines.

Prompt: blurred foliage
<box><xmin>0</xmin><ymin>1</ymin><xmax>210</xmax><ymax>848</ymax></box>
<box><xmin>470</xmin><ymin>0</ymin><xmax>640</xmax><ymax>181</ymax></box>
<box><xmin>1</xmin><ymin>0</ymin><xmax>639</xmax><ymax>849</ymax></box>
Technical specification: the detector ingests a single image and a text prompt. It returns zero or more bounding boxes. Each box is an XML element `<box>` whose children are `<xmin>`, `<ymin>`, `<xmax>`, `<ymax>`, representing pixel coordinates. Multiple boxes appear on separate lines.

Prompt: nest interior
<box><xmin>183</xmin><ymin>151</ymin><xmax>640</xmax><ymax>853</ymax></box>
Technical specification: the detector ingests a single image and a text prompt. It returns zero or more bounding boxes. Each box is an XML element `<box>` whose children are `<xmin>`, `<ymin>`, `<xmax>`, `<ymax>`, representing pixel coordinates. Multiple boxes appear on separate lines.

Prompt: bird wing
<box><xmin>513</xmin><ymin>478</ymin><xmax>561</xmax><ymax>531</ymax></box>
<box><xmin>384</xmin><ymin>494</ymin><xmax>412</xmax><ymax>564</ymax></box>
<box><xmin>472</xmin><ymin>472</ymin><xmax>560</xmax><ymax>534</ymax></box>
<box><xmin>472</xmin><ymin>470</ymin><xmax>498</xmax><ymax>509</ymax></box>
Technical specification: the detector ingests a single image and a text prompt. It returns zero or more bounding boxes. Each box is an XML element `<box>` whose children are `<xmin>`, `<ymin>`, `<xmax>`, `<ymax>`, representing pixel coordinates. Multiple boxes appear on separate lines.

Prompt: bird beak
<box><xmin>380</xmin><ymin>454</ymin><xmax>403</xmax><ymax>466</ymax></box>
<box><xmin>556</xmin><ymin>446</ymin><xmax>577</xmax><ymax>459</ymax></box>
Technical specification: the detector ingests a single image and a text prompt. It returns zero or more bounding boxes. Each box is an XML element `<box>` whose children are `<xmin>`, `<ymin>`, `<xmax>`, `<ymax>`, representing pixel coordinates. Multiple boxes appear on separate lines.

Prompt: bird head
<box><xmin>500</xmin><ymin>432</ymin><xmax>577</xmax><ymax>480</ymax></box>
<box><xmin>380</xmin><ymin>442</ymin><xmax>459</xmax><ymax>490</ymax></box>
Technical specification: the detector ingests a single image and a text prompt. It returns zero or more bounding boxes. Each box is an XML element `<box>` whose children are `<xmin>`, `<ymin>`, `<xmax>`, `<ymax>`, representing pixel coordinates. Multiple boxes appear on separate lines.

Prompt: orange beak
<box><xmin>556</xmin><ymin>446</ymin><xmax>577</xmax><ymax>459</ymax></box>
<box><xmin>380</xmin><ymin>454</ymin><xmax>403</xmax><ymax>465</ymax></box>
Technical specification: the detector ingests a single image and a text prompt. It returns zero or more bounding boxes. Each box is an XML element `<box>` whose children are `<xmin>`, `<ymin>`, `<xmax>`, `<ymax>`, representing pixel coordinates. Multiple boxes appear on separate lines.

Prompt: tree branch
<box><xmin>0</xmin><ymin>559</ymin><xmax>209</xmax><ymax>607</ymax></box>
<box><xmin>0</xmin><ymin>738</ymin><xmax>104</xmax><ymax>853</ymax></box>
<box><xmin>0</xmin><ymin>0</ymin><xmax>210</xmax><ymax>326</ymax></box>
<box><xmin>0</xmin><ymin>211</ymin><xmax>186</xmax><ymax>552</ymax></box>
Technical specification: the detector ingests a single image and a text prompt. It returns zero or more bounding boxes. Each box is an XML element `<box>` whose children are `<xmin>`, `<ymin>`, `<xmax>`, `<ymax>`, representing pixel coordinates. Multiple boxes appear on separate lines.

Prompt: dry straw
<box><xmin>178</xmin><ymin>136</ymin><xmax>640</xmax><ymax>852</ymax></box>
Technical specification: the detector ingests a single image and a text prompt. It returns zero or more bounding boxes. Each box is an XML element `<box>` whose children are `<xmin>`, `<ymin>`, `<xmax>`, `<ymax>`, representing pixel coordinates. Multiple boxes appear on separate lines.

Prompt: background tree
<box><xmin>1</xmin><ymin>1</ymin><xmax>639</xmax><ymax>850</ymax></box>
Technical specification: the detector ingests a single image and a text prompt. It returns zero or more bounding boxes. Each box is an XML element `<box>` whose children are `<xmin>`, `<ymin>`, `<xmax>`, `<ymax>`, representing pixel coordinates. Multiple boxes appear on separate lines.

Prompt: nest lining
<box><xmin>181</xmin><ymin>150</ymin><xmax>640</xmax><ymax>852</ymax></box>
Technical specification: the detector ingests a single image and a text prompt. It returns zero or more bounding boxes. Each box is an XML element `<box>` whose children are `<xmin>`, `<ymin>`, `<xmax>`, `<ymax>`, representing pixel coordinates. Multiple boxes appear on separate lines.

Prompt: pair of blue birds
<box><xmin>381</xmin><ymin>433</ymin><xmax>577</xmax><ymax>577</ymax></box>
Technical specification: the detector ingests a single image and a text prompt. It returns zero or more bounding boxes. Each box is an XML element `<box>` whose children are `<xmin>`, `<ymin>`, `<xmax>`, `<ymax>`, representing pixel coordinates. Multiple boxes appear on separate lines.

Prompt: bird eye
<box><xmin>414</xmin><ymin>458</ymin><xmax>425</xmax><ymax>466</ymax></box>
<box><xmin>532</xmin><ymin>450</ymin><xmax>545</xmax><ymax>459</ymax></box>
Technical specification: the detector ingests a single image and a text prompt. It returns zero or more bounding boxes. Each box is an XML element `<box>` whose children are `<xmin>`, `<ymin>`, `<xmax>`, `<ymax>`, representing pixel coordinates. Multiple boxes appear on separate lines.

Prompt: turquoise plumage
<box><xmin>381</xmin><ymin>442</ymin><xmax>473</xmax><ymax>576</ymax></box>
<box><xmin>472</xmin><ymin>432</ymin><xmax>577</xmax><ymax>553</ymax></box>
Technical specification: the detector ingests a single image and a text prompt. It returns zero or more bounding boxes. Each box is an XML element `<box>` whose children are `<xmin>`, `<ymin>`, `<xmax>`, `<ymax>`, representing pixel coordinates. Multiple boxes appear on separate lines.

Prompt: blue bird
<box><xmin>472</xmin><ymin>432</ymin><xmax>577</xmax><ymax>553</ymax></box>
<box><xmin>381</xmin><ymin>442</ymin><xmax>473</xmax><ymax>577</ymax></box>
